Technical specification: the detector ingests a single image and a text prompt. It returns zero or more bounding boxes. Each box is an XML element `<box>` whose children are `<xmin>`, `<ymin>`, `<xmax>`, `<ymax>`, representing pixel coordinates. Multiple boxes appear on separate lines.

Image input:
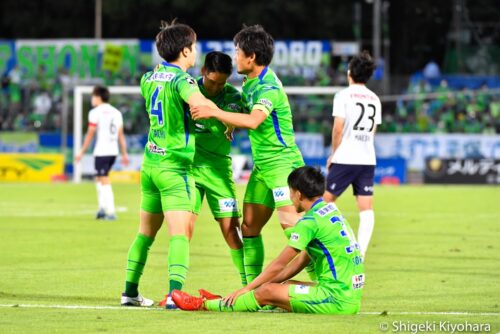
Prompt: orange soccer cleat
<box><xmin>171</xmin><ymin>290</ymin><xmax>204</xmax><ymax>311</ymax></box>
<box><xmin>198</xmin><ymin>289</ymin><xmax>222</xmax><ymax>300</ymax></box>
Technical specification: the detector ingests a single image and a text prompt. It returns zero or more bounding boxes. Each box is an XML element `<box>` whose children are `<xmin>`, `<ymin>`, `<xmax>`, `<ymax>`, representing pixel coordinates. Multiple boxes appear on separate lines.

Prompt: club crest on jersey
<box><xmin>290</xmin><ymin>233</ymin><xmax>300</xmax><ymax>242</ymax></box>
<box><xmin>272</xmin><ymin>187</ymin><xmax>289</xmax><ymax>202</ymax></box>
<box><xmin>218</xmin><ymin>198</ymin><xmax>238</xmax><ymax>213</ymax></box>
<box><xmin>257</xmin><ymin>98</ymin><xmax>273</xmax><ymax>110</ymax></box>
<box><xmin>352</xmin><ymin>274</ymin><xmax>365</xmax><ymax>289</ymax></box>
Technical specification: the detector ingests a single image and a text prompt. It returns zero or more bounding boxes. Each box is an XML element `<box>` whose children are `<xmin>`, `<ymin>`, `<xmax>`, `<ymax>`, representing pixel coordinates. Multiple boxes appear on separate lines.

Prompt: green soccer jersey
<box><xmin>193</xmin><ymin>77</ymin><xmax>243</xmax><ymax>168</ymax></box>
<box><xmin>288</xmin><ymin>199</ymin><xmax>365</xmax><ymax>304</ymax></box>
<box><xmin>242</xmin><ymin>67</ymin><xmax>303</xmax><ymax>167</ymax></box>
<box><xmin>140</xmin><ymin>62</ymin><xmax>200</xmax><ymax>169</ymax></box>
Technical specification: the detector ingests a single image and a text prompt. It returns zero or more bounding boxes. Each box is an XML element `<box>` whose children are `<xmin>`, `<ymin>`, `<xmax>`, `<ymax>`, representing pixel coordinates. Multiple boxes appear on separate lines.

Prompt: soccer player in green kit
<box><xmin>158</xmin><ymin>51</ymin><xmax>246</xmax><ymax>309</ymax></box>
<box><xmin>171</xmin><ymin>166</ymin><xmax>365</xmax><ymax>314</ymax></box>
<box><xmin>191</xmin><ymin>25</ymin><xmax>305</xmax><ymax>284</ymax></box>
<box><xmin>121</xmin><ymin>21</ymin><xmax>224</xmax><ymax>308</ymax></box>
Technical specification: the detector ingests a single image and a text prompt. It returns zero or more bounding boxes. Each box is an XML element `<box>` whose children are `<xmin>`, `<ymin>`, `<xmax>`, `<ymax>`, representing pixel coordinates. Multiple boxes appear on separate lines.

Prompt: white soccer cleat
<box><xmin>121</xmin><ymin>293</ymin><xmax>154</xmax><ymax>307</ymax></box>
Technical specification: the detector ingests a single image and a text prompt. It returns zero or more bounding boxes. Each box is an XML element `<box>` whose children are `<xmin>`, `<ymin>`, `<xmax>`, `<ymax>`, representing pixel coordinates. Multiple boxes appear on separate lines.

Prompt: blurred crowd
<box><xmin>1</xmin><ymin>64</ymin><xmax>499</xmax><ymax>137</ymax></box>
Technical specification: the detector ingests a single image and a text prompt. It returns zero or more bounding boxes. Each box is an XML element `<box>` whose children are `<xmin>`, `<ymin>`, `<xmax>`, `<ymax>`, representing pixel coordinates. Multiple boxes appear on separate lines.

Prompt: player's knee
<box><xmin>254</xmin><ymin>283</ymin><xmax>273</xmax><ymax>305</ymax></box>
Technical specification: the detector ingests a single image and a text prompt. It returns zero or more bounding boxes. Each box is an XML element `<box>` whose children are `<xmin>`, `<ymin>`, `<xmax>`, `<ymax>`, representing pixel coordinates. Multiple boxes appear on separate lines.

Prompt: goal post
<box><xmin>72</xmin><ymin>85</ymin><xmax>344</xmax><ymax>183</ymax></box>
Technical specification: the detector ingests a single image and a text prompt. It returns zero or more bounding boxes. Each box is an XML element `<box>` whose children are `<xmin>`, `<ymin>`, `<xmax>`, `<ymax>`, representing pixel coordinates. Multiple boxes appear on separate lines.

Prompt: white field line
<box><xmin>0</xmin><ymin>206</ymin><xmax>128</xmax><ymax>217</ymax></box>
<box><xmin>0</xmin><ymin>304</ymin><xmax>499</xmax><ymax>316</ymax></box>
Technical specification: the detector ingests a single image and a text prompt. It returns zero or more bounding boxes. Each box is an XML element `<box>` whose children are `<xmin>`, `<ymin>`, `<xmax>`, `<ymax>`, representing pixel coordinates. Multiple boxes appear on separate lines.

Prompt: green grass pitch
<box><xmin>0</xmin><ymin>183</ymin><xmax>499</xmax><ymax>333</ymax></box>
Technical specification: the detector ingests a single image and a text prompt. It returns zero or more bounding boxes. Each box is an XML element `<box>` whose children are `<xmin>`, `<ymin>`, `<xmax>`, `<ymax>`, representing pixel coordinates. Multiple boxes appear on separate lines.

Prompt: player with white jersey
<box><xmin>75</xmin><ymin>85</ymin><xmax>129</xmax><ymax>220</ymax></box>
<box><xmin>324</xmin><ymin>51</ymin><xmax>381</xmax><ymax>259</ymax></box>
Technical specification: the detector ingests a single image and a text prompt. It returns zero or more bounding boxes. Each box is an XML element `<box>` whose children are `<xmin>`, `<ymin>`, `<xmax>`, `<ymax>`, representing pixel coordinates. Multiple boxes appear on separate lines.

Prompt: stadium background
<box><xmin>0</xmin><ymin>0</ymin><xmax>499</xmax><ymax>333</ymax></box>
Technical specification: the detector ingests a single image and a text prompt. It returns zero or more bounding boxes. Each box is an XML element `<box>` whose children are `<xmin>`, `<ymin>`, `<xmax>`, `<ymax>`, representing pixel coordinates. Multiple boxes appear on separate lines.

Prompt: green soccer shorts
<box><xmin>140</xmin><ymin>165</ymin><xmax>196</xmax><ymax>213</ymax></box>
<box><xmin>288</xmin><ymin>283</ymin><xmax>360</xmax><ymax>314</ymax></box>
<box><xmin>192</xmin><ymin>166</ymin><xmax>241</xmax><ymax>219</ymax></box>
<box><xmin>243</xmin><ymin>161</ymin><xmax>304</xmax><ymax>209</ymax></box>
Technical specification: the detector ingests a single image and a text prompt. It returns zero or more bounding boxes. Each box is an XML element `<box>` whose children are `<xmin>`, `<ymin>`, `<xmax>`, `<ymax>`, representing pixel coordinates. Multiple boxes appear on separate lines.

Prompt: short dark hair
<box><xmin>287</xmin><ymin>166</ymin><xmax>325</xmax><ymax>199</ymax></box>
<box><xmin>156</xmin><ymin>19</ymin><xmax>197</xmax><ymax>62</ymax></box>
<box><xmin>204</xmin><ymin>51</ymin><xmax>233</xmax><ymax>75</ymax></box>
<box><xmin>348</xmin><ymin>50</ymin><xmax>376</xmax><ymax>84</ymax></box>
<box><xmin>233</xmin><ymin>25</ymin><xmax>274</xmax><ymax>66</ymax></box>
<box><xmin>92</xmin><ymin>85</ymin><xmax>110</xmax><ymax>102</ymax></box>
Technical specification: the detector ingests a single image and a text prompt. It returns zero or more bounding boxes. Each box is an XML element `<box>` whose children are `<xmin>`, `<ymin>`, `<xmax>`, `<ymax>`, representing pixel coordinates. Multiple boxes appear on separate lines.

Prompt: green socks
<box><xmin>168</xmin><ymin>235</ymin><xmax>190</xmax><ymax>293</ymax></box>
<box><xmin>125</xmin><ymin>233</ymin><xmax>154</xmax><ymax>297</ymax></box>
<box><xmin>230</xmin><ymin>247</ymin><xmax>247</xmax><ymax>286</ymax></box>
<box><xmin>243</xmin><ymin>235</ymin><xmax>264</xmax><ymax>283</ymax></box>
<box><xmin>204</xmin><ymin>290</ymin><xmax>261</xmax><ymax>312</ymax></box>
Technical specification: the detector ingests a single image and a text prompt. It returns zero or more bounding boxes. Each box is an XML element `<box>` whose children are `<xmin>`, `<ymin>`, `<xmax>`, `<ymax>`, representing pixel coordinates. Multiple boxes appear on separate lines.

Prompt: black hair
<box><xmin>204</xmin><ymin>51</ymin><xmax>233</xmax><ymax>75</ymax></box>
<box><xmin>348</xmin><ymin>50</ymin><xmax>376</xmax><ymax>84</ymax></box>
<box><xmin>287</xmin><ymin>166</ymin><xmax>325</xmax><ymax>198</ymax></box>
<box><xmin>233</xmin><ymin>25</ymin><xmax>274</xmax><ymax>66</ymax></box>
<box><xmin>92</xmin><ymin>85</ymin><xmax>110</xmax><ymax>102</ymax></box>
<box><xmin>156</xmin><ymin>19</ymin><xmax>197</xmax><ymax>62</ymax></box>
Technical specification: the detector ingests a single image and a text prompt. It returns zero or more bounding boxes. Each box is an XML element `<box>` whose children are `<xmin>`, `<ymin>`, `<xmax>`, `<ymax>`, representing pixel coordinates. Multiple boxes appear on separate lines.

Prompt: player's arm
<box><xmin>191</xmin><ymin>105</ymin><xmax>267</xmax><ymax>130</ymax></box>
<box><xmin>117</xmin><ymin>126</ymin><xmax>129</xmax><ymax>166</ymax></box>
<box><xmin>269</xmin><ymin>250</ymin><xmax>311</xmax><ymax>284</ymax></box>
<box><xmin>75</xmin><ymin>124</ymin><xmax>96</xmax><ymax>162</ymax></box>
<box><xmin>224</xmin><ymin>246</ymin><xmax>300</xmax><ymax>306</ymax></box>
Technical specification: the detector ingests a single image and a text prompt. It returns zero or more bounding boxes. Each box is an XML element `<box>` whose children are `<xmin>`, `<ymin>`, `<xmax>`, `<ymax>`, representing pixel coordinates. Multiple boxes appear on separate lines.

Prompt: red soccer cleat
<box><xmin>198</xmin><ymin>289</ymin><xmax>221</xmax><ymax>300</ymax></box>
<box><xmin>171</xmin><ymin>290</ymin><xmax>204</xmax><ymax>311</ymax></box>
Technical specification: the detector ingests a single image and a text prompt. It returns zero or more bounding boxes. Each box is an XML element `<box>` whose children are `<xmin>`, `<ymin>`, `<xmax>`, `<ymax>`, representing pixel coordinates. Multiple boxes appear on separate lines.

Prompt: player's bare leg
<box><xmin>254</xmin><ymin>283</ymin><xmax>292</xmax><ymax>311</ymax></box>
<box><xmin>276</xmin><ymin>205</ymin><xmax>301</xmax><ymax>230</ymax></box>
<box><xmin>356</xmin><ymin>195</ymin><xmax>374</xmax><ymax>259</ymax></box>
<box><xmin>323</xmin><ymin>191</ymin><xmax>337</xmax><ymax>203</ymax></box>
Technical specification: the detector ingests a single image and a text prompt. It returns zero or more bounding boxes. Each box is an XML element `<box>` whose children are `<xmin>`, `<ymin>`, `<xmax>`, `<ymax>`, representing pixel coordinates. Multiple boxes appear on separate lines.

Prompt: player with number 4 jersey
<box><xmin>325</xmin><ymin>51</ymin><xmax>382</xmax><ymax>260</ymax></box>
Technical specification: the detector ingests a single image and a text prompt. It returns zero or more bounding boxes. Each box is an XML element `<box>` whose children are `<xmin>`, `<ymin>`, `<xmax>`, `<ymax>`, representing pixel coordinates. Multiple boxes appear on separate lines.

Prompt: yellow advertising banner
<box><xmin>0</xmin><ymin>153</ymin><xmax>64</xmax><ymax>182</ymax></box>
<box><xmin>102</xmin><ymin>44</ymin><xmax>124</xmax><ymax>73</ymax></box>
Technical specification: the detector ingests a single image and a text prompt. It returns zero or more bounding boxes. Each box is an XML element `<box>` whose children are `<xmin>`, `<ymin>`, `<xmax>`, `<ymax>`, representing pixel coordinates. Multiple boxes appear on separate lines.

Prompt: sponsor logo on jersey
<box><xmin>352</xmin><ymin>274</ymin><xmax>365</xmax><ymax>289</ymax></box>
<box><xmin>153</xmin><ymin>129</ymin><xmax>165</xmax><ymax>139</ymax></box>
<box><xmin>147</xmin><ymin>143</ymin><xmax>166</xmax><ymax>155</ymax></box>
<box><xmin>257</xmin><ymin>98</ymin><xmax>273</xmax><ymax>110</ymax></box>
<box><xmin>272</xmin><ymin>186</ymin><xmax>290</xmax><ymax>202</ymax></box>
<box><xmin>186</xmin><ymin>77</ymin><xmax>196</xmax><ymax>86</ymax></box>
<box><xmin>290</xmin><ymin>233</ymin><xmax>300</xmax><ymax>242</ymax></box>
<box><xmin>218</xmin><ymin>198</ymin><xmax>238</xmax><ymax>212</ymax></box>
<box><xmin>147</xmin><ymin>72</ymin><xmax>175</xmax><ymax>82</ymax></box>
<box><xmin>294</xmin><ymin>285</ymin><xmax>310</xmax><ymax>294</ymax></box>
<box><xmin>315</xmin><ymin>203</ymin><xmax>338</xmax><ymax>217</ymax></box>
<box><xmin>330</xmin><ymin>183</ymin><xmax>336</xmax><ymax>190</ymax></box>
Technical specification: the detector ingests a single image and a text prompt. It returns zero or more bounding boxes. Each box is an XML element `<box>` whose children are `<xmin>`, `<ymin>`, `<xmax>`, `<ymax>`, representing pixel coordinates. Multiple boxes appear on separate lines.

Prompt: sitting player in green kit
<box><xmin>172</xmin><ymin>166</ymin><xmax>365</xmax><ymax>314</ymax></box>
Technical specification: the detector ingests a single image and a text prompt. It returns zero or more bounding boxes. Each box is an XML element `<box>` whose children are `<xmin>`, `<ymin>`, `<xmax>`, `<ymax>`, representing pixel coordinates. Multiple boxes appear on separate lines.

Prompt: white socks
<box><xmin>96</xmin><ymin>183</ymin><xmax>105</xmax><ymax>211</ymax></box>
<box><xmin>357</xmin><ymin>210</ymin><xmax>375</xmax><ymax>258</ymax></box>
<box><xmin>100</xmin><ymin>184</ymin><xmax>116</xmax><ymax>215</ymax></box>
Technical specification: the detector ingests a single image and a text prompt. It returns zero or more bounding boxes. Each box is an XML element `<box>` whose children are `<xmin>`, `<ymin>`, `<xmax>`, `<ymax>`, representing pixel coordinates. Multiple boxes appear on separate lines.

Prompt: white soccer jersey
<box><xmin>88</xmin><ymin>103</ymin><xmax>123</xmax><ymax>156</ymax></box>
<box><xmin>331</xmin><ymin>84</ymin><xmax>382</xmax><ymax>165</ymax></box>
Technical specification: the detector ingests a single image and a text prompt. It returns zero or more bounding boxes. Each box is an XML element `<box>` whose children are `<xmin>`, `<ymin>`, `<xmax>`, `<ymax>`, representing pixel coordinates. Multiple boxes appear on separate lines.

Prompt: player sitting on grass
<box><xmin>172</xmin><ymin>166</ymin><xmax>365</xmax><ymax>314</ymax></box>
